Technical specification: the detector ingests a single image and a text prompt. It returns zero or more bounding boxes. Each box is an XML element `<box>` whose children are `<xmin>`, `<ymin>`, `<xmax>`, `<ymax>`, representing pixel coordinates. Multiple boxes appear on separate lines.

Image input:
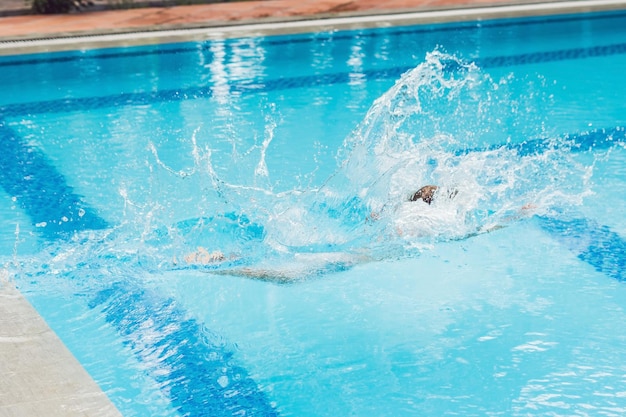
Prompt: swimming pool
<box><xmin>2</xmin><ymin>7</ymin><xmax>626</xmax><ymax>416</ymax></box>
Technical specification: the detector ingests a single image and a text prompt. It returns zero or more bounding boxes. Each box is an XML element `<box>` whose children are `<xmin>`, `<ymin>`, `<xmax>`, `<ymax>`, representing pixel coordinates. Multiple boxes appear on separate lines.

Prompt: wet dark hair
<box><xmin>409</xmin><ymin>185</ymin><xmax>438</xmax><ymax>205</ymax></box>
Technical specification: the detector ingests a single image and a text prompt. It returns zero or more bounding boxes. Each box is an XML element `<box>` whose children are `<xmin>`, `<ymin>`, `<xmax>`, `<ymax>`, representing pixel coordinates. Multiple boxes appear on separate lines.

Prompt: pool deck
<box><xmin>1</xmin><ymin>0</ymin><xmax>626</xmax><ymax>54</ymax></box>
<box><xmin>0</xmin><ymin>0</ymin><xmax>561</xmax><ymax>42</ymax></box>
<box><xmin>0</xmin><ymin>280</ymin><xmax>122</xmax><ymax>416</ymax></box>
<box><xmin>1</xmin><ymin>0</ymin><xmax>626</xmax><ymax>416</ymax></box>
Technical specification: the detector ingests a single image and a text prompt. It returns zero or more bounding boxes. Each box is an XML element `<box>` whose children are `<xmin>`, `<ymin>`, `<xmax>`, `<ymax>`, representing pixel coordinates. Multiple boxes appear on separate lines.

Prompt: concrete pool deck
<box><xmin>0</xmin><ymin>280</ymin><xmax>122</xmax><ymax>416</ymax></box>
<box><xmin>0</xmin><ymin>0</ymin><xmax>573</xmax><ymax>43</ymax></box>
<box><xmin>1</xmin><ymin>0</ymin><xmax>626</xmax><ymax>416</ymax></box>
<box><xmin>1</xmin><ymin>0</ymin><xmax>626</xmax><ymax>54</ymax></box>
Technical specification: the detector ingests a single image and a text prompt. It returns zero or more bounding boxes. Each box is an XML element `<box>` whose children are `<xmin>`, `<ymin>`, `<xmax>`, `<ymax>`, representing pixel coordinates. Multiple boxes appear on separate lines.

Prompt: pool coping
<box><xmin>0</xmin><ymin>279</ymin><xmax>122</xmax><ymax>417</ymax></box>
<box><xmin>1</xmin><ymin>0</ymin><xmax>626</xmax><ymax>55</ymax></box>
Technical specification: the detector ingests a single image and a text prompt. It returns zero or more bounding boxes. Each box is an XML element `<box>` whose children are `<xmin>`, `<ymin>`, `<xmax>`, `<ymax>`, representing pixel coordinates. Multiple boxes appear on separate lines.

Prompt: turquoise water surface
<box><xmin>1</xmin><ymin>10</ymin><xmax>626</xmax><ymax>416</ymax></box>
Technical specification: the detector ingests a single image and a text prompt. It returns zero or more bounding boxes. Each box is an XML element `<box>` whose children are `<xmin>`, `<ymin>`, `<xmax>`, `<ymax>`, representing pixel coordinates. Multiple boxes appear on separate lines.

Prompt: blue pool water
<box><xmin>2</xmin><ymin>9</ymin><xmax>626</xmax><ymax>416</ymax></box>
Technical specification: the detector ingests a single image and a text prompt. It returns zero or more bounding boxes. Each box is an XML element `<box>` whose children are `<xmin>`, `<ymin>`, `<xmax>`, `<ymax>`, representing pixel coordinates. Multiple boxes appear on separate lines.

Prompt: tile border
<box><xmin>2</xmin><ymin>41</ymin><xmax>626</xmax><ymax>117</ymax></box>
<box><xmin>88</xmin><ymin>280</ymin><xmax>280</xmax><ymax>417</ymax></box>
<box><xmin>0</xmin><ymin>119</ymin><xmax>109</xmax><ymax>237</ymax></box>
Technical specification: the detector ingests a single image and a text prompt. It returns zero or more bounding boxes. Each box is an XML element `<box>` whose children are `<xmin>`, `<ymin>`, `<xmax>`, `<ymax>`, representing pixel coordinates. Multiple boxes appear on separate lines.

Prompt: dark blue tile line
<box><xmin>485</xmin><ymin>128</ymin><xmax>626</xmax><ymax>283</ymax></box>
<box><xmin>0</xmin><ymin>86</ymin><xmax>214</xmax><ymax>118</ymax></box>
<box><xmin>261</xmin><ymin>9</ymin><xmax>626</xmax><ymax>48</ymax></box>
<box><xmin>566</xmin><ymin>127</ymin><xmax>626</xmax><ymax>152</ymax></box>
<box><xmin>89</xmin><ymin>281</ymin><xmax>280</xmax><ymax>417</ymax></box>
<box><xmin>0</xmin><ymin>119</ymin><xmax>278</xmax><ymax>415</ymax></box>
<box><xmin>4</xmin><ymin>40</ymin><xmax>626</xmax><ymax>118</ymax></box>
<box><xmin>0</xmin><ymin>118</ymin><xmax>108</xmax><ymax>238</ymax></box>
<box><xmin>530</xmin><ymin>127</ymin><xmax>626</xmax><ymax>154</ymax></box>
<box><xmin>0</xmin><ymin>44</ymin><xmax>197</xmax><ymax>68</ymax></box>
<box><xmin>1</xmin><ymin>9</ymin><xmax>625</xmax><ymax>68</ymax></box>
<box><xmin>477</xmin><ymin>43</ymin><xmax>626</xmax><ymax>68</ymax></box>
<box><xmin>0</xmin><ymin>68</ymin><xmax>398</xmax><ymax>117</ymax></box>
<box><xmin>537</xmin><ymin>216</ymin><xmax>626</xmax><ymax>282</ymax></box>
<box><xmin>465</xmin><ymin>127</ymin><xmax>626</xmax><ymax>284</ymax></box>
<box><xmin>458</xmin><ymin>127</ymin><xmax>626</xmax><ymax>157</ymax></box>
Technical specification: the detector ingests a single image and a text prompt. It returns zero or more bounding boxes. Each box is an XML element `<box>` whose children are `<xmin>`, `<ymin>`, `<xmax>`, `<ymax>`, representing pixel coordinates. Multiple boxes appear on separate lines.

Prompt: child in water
<box><xmin>181</xmin><ymin>185</ymin><xmax>449</xmax><ymax>269</ymax></box>
<box><xmin>180</xmin><ymin>184</ymin><xmax>535</xmax><ymax>282</ymax></box>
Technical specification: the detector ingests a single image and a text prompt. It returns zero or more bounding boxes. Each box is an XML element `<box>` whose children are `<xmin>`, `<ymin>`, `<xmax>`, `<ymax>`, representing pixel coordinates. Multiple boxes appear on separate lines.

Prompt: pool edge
<box><xmin>0</xmin><ymin>280</ymin><xmax>123</xmax><ymax>417</ymax></box>
<box><xmin>1</xmin><ymin>0</ymin><xmax>626</xmax><ymax>56</ymax></box>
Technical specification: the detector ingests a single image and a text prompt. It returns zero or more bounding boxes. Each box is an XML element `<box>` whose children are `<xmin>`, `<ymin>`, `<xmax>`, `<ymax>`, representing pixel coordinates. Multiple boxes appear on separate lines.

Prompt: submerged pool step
<box><xmin>89</xmin><ymin>281</ymin><xmax>279</xmax><ymax>417</ymax></box>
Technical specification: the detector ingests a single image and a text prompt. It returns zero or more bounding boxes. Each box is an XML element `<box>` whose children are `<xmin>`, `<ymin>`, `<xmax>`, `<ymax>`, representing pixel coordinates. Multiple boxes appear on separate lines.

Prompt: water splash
<box><xmin>310</xmin><ymin>50</ymin><xmax>595</xmax><ymax>251</ymax></box>
<box><xmin>254</xmin><ymin>104</ymin><xmax>279</xmax><ymax>182</ymax></box>
<box><xmin>9</xmin><ymin>51</ymin><xmax>605</xmax><ymax>281</ymax></box>
<box><xmin>86</xmin><ymin>50</ymin><xmax>600</xmax><ymax>276</ymax></box>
